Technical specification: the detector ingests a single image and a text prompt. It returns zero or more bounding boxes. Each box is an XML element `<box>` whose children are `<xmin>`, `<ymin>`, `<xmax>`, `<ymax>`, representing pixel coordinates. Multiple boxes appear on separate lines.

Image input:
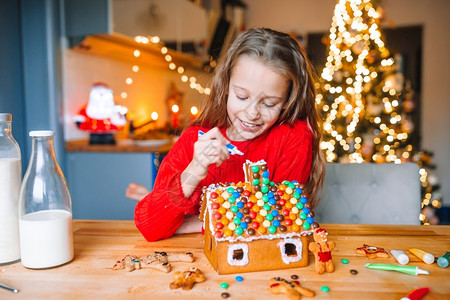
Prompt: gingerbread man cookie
<box><xmin>112</xmin><ymin>251</ymin><xmax>194</xmax><ymax>273</ymax></box>
<box><xmin>355</xmin><ymin>244</ymin><xmax>389</xmax><ymax>259</ymax></box>
<box><xmin>308</xmin><ymin>228</ymin><xmax>335</xmax><ymax>274</ymax></box>
<box><xmin>269</xmin><ymin>277</ymin><xmax>315</xmax><ymax>300</ymax></box>
<box><xmin>169</xmin><ymin>267</ymin><xmax>206</xmax><ymax>290</ymax></box>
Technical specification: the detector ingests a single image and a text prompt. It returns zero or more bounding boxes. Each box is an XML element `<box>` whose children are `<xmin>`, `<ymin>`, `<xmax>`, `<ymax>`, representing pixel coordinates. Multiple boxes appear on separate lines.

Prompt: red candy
<box><xmin>212</xmin><ymin>202</ymin><xmax>220</xmax><ymax>210</ymax></box>
<box><xmin>246</xmin><ymin>202</ymin><xmax>254</xmax><ymax>208</ymax></box>
<box><xmin>210</xmin><ymin>192</ymin><xmax>218</xmax><ymax>199</ymax></box>
<box><xmin>215</xmin><ymin>222</ymin><xmax>224</xmax><ymax>230</ymax></box>
<box><xmin>243</xmin><ymin>190</ymin><xmax>251</xmax><ymax>197</ymax></box>
<box><xmin>279</xmin><ymin>199</ymin><xmax>286</xmax><ymax>206</ymax></box>
<box><xmin>284</xmin><ymin>219</ymin><xmax>293</xmax><ymax>226</ymax></box>
<box><xmin>214</xmin><ymin>231</ymin><xmax>223</xmax><ymax>238</ymax></box>
<box><xmin>277</xmin><ymin>190</ymin><xmax>284</xmax><ymax>196</ymax></box>
<box><xmin>282</xmin><ymin>209</ymin><xmax>290</xmax><ymax>216</ymax></box>
<box><xmin>249</xmin><ymin>211</ymin><xmax>257</xmax><ymax>219</ymax></box>
<box><xmin>213</xmin><ymin>212</ymin><xmax>222</xmax><ymax>220</ymax></box>
<box><xmin>251</xmin><ymin>222</ymin><xmax>260</xmax><ymax>229</ymax></box>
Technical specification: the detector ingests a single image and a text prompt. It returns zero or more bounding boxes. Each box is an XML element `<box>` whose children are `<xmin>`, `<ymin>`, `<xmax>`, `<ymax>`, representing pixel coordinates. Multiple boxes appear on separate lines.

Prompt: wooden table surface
<box><xmin>1</xmin><ymin>221</ymin><xmax>449</xmax><ymax>299</ymax></box>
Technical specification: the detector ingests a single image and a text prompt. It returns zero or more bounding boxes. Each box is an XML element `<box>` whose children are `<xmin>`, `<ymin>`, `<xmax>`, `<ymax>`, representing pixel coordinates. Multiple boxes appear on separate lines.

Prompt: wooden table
<box><xmin>1</xmin><ymin>221</ymin><xmax>449</xmax><ymax>299</ymax></box>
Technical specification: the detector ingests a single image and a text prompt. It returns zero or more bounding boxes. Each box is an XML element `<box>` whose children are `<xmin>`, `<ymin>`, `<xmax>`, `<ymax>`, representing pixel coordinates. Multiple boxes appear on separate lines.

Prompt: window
<box><xmin>277</xmin><ymin>238</ymin><xmax>303</xmax><ymax>264</ymax></box>
<box><xmin>227</xmin><ymin>243</ymin><xmax>249</xmax><ymax>266</ymax></box>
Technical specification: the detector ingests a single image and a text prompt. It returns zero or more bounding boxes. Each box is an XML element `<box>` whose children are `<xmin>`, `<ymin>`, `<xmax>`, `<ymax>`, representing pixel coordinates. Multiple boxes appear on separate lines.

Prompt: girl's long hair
<box><xmin>194</xmin><ymin>28</ymin><xmax>325</xmax><ymax>207</ymax></box>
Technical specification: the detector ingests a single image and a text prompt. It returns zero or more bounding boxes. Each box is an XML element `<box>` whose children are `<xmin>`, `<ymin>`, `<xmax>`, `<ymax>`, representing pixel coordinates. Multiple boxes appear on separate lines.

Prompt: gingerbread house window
<box><xmin>277</xmin><ymin>238</ymin><xmax>303</xmax><ymax>264</ymax></box>
<box><xmin>227</xmin><ymin>244</ymin><xmax>249</xmax><ymax>266</ymax></box>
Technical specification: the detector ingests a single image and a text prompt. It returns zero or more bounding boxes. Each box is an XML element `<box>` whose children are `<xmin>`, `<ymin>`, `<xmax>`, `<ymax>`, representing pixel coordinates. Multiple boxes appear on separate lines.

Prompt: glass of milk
<box><xmin>19</xmin><ymin>131</ymin><xmax>73</xmax><ymax>269</ymax></box>
<box><xmin>0</xmin><ymin>113</ymin><xmax>22</xmax><ymax>264</ymax></box>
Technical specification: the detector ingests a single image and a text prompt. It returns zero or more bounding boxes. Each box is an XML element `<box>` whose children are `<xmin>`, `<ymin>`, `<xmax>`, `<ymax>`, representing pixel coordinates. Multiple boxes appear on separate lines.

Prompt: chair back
<box><xmin>314</xmin><ymin>163</ymin><xmax>421</xmax><ymax>225</ymax></box>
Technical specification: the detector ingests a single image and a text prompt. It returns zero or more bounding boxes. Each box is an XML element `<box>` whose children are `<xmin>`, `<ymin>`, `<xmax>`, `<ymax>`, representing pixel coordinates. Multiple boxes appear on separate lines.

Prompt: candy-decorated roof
<box><xmin>202</xmin><ymin>160</ymin><xmax>319</xmax><ymax>243</ymax></box>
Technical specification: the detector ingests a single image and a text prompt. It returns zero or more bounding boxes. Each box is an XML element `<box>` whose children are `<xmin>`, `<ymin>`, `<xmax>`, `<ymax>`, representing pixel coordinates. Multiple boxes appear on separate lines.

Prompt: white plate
<box><xmin>133</xmin><ymin>139</ymin><xmax>171</xmax><ymax>147</ymax></box>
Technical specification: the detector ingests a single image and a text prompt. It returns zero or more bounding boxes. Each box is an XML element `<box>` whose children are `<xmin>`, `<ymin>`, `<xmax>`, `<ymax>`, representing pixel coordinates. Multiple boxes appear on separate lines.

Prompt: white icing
<box><xmin>277</xmin><ymin>238</ymin><xmax>303</xmax><ymax>264</ymax></box>
<box><xmin>227</xmin><ymin>243</ymin><xmax>249</xmax><ymax>266</ymax></box>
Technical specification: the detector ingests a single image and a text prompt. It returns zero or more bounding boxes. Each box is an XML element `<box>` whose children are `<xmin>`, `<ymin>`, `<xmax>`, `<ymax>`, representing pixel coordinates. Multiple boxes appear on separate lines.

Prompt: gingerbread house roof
<box><xmin>200</xmin><ymin>160</ymin><xmax>318</xmax><ymax>243</ymax></box>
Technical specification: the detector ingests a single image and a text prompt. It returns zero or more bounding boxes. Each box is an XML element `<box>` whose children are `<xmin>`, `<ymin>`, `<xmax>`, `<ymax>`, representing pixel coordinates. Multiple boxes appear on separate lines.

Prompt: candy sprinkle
<box><xmin>341</xmin><ymin>258</ymin><xmax>349</xmax><ymax>264</ymax></box>
<box><xmin>220</xmin><ymin>282</ymin><xmax>229</xmax><ymax>289</ymax></box>
<box><xmin>321</xmin><ymin>286</ymin><xmax>330</xmax><ymax>292</ymax></box>
<box><xmin>235</xmin><ymin>275</ymin><xmax>244</xmax><ymax>282</ymax></box>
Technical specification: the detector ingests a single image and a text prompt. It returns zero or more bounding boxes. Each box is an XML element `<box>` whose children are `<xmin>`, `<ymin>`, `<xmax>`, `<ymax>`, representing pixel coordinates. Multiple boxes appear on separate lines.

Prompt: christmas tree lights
<box><xmin>317</xmin><ymin>0</ymin><xmax>413</xmax><ymax>164</ymax></box>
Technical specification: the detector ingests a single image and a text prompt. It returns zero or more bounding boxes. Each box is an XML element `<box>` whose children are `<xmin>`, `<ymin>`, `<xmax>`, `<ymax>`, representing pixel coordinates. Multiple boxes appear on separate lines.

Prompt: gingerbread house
<box><xmin>200</xmin><ymin>160</ymin><xmax>319</xmax><ymax>274</ymax></box>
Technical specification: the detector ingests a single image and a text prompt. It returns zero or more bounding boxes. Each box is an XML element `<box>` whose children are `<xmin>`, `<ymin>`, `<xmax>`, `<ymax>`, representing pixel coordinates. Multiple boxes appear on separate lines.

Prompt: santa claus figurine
<box><xmin>74</xmin><ymin>82</ymin><xmax>127</xmax><ymax>144</ymax></box>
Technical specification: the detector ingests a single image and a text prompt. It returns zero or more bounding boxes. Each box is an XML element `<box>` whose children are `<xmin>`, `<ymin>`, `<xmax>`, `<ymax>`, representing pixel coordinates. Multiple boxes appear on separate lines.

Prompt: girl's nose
<box><xmin>245</xmin><ymin>100</ymin><xmax>260</xmax><ymax>120</ymax></box>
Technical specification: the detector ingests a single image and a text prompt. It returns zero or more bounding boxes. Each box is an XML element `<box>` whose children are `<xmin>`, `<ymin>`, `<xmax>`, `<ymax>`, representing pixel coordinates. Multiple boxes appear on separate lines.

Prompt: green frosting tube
<box><xmin>437</xmin><ymin>252</ymin><xmax>450</xmax><ymax>268</ymax></box>
<box><xmin>364</xmin><ymin>263</ymin><xmax>429</xmax><ymax>276</ymax></box>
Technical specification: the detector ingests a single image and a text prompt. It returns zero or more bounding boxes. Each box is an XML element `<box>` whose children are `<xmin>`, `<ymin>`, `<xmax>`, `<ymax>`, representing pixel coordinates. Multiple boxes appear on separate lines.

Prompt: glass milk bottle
<box><xmin>19</xmin><ymin>131</ymin><xmax>73</xmax><ymax>268</ymax></box>
<box><xmin>0</xmin><ymin>113</ymin><xmax>22</xmax><ymax>264</ymax></box>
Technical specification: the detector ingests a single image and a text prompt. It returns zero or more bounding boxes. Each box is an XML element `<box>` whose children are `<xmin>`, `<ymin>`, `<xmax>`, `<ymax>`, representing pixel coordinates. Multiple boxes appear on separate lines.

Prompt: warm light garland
<box><xmin>133</xmin><ymin>35</ymin><xmax>210</xmax><ymax>96</ymax></box>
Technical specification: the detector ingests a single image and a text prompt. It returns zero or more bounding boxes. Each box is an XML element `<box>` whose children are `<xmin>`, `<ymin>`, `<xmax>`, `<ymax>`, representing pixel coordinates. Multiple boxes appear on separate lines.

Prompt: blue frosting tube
<box><xmin>364</xmin><ymin>263</ymin><xmax>429</xmax><ymax>276</ymax></box>
<box><xmin>198</xmin><ymin>130</ymin><xmax>244</xmax><ymax>155</ymax></box>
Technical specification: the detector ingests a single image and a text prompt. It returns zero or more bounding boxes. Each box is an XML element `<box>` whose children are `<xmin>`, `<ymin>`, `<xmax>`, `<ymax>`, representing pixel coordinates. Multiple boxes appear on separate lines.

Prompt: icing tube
<box><xmin>437</xmin><ymin>251</ymin><xmax>450</xmax><ymax>268</ymax></box>
<box><xmin>390</xmin><ymin>249</ymin><xmax>409</xmax><ymax>265</ymax></box>
<box><xmin>408</xmin><ymin>248</ymin><xmax>435</xmax><ymax>264</ymax></box>
<box><xmin>364</xmin><ymin>263</ymin><xmax>429</xmax><ymax>276</ymax></box>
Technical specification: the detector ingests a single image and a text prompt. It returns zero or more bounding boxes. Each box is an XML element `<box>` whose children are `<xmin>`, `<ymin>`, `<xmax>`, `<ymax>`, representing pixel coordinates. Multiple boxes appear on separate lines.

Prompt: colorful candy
<box><xmin>207</xmin><ymin>162</ymin><xmax>316</xmax><ymax>238</ymax></box>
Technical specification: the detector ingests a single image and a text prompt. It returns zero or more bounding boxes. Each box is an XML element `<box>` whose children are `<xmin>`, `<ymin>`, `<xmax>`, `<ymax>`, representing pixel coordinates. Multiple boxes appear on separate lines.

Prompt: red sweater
<box><xmin>134</xmin><ymin>120</ymin><xmax>313</xmax><ymax>241</ymax></box>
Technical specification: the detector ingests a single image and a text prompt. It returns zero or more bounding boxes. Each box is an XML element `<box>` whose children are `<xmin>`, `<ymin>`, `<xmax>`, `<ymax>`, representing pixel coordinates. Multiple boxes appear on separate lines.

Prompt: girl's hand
<box><xmin>180</xmin><ymin>128</ymin><xmax>230</xmax><ymax>198</ymax></box>
<box><xmin>125</xmin><ymin>183</ymin><xmax>150</xmax><ymax>201</ymax></box>
<box><xmin>188</xmin><ymin>127</ymin><xmax>230</xmax><ymax>180</ymax></box>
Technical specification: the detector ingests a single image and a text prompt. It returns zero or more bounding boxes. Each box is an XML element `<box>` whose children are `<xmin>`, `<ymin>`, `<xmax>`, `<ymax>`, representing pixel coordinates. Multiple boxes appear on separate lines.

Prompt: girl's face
<box><xmin>226</xmin><ymin>55</ymin><xmax>290</xmax><ymax>141</ymax></box>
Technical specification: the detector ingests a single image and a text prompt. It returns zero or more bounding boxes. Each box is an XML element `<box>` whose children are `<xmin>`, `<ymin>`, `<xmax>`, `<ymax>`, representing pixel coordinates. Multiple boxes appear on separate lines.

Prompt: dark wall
<box><xmin>0</xmin><ymin>0</ymin><xmax>27</xmax><ymax>166</ymax></box>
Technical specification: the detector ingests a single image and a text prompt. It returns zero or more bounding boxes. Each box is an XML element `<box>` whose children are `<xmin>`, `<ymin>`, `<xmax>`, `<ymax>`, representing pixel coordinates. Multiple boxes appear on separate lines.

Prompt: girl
<box><xmin>133</xmin><ymin>28</ymin><xmax>325</xmax><ymax>241</ymax></box>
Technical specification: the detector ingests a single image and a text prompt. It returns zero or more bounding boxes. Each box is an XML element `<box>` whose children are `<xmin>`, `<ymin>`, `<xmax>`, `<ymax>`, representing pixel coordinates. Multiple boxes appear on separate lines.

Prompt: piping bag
<box><xmin>400</xmin><ymin>287</ymin><xmax>430</xmax><ymax>300</ymax></box>
<box><xmin>364</xmin><ymin>263</ymin><xmax>429</xmax><ymax>275</ymax></box>
<box><xmin>198</xmin><ymin>130</ymin><xmax>244</xmax><ymax>155</ymax></box>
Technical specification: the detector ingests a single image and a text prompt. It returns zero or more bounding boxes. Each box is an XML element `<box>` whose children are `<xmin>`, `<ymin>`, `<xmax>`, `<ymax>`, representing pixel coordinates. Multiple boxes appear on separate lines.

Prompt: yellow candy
<box><xmin>226</xmin><ymin>211</ymin><xmax>234</xmax><ymax>220</ymax></box>
<box><xmin>262</xmin><ymin>220</ymin><xmax>271</xmax><ymax>228</ymax></box>
<box><xmin>258</xmin><ymin>226</ymin><xmax>266</xmax><ymax>234</ymax></box>
<box><xmin>222</xmin><ymin>191</ymin><xmax>230</xmax><ymax>199</ymax></box>
<box><xmin>291</xmin><ymin>207</ymin><xmax>299</xmax><ymax>214</ymax></box>
<box><xmin>291</xmin><ymin>224</ymin><xmax>300</xmax><ymax>232</ymax></box>
<box><xmin>255</xmin><ymin>191</ymin><xmax>263</xmax><ymax>199</ymax></box>
<box><xmin>255</xmin><ymin>215</ymin><xmax>264</xmax><ymax>223</ymax></box>
<box><xmin>260</xmin><ymin>209</ymin><xmax>267</xmax><ymax>217</ymax></box>
<box><xmin>285</xmin><ymin>202</ymin><xmax>293</xmax><ymax>209</ymax></box>
<box><xmin>223</xmin><ymin>229</ymin><xmax>233</xmax><ymax>237</ymax></box>
<box><xmin>217</xmin><ymin>207</ymin><xmax>226</xmax><ymax>215</ymax></box>
<box><xmin>295</xmin><ymin>218</ymin><xmax>303</xmax><ymax>225</ymax></box>
<box><xmin>222</xmin><ymin>201</ymin><xmax>231</xmax><ymax>209</ymax></box>
<box><xmin>290</xmin><ymin>198</ymin><xmax>298</xmax><ymax>205</ymax></box>
<box><xmin>285</xmin><ymin>187</ymin><xmax>293</xmax><ymax>195</ymax></box>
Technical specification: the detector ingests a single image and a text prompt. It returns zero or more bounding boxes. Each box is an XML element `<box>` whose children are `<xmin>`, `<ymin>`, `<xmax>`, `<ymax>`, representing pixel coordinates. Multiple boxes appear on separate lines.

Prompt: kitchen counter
<box><xmin>1</xmin><ymin>221</ymin><xmax>449</xmax><ymax>299</ymax></box>
<box><xmin>65</xmin><ymin>139</ymin><xmax>173</xmax><ymax>153</ymax></box>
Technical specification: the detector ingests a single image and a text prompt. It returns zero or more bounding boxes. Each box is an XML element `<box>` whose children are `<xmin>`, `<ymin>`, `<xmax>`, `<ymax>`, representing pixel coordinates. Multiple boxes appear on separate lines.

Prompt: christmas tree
<box><xmin>315</xmin><ymin>0</ymin><xmax>442</xmax><ymax>224</ymax></box>
<box><xmin>316</xmin><ymin>0</ymin><xmax>415</xmax><ymax>164</ymax></box>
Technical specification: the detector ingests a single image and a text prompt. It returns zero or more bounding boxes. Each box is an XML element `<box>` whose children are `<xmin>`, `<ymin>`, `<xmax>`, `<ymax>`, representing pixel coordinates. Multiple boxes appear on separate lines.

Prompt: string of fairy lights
<box><xmin>317</xmin><ymin>0</ymin><xmax>412</xmax><ymax>164</ymax></box>
<box><xmin>117</xmin><ymin>35</ymin><xmax>210</xmax><ymax>123</ymax></box>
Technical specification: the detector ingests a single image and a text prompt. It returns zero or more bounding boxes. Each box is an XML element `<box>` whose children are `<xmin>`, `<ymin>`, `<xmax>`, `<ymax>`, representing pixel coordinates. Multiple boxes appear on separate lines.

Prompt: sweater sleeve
<box><xmin>134</xmin><ymin>127</ymin><xmax>204</xmax><ymax>241</ymax></box>
<box><xmin>270</xmin><ymin>121</ymin><xmax>313</xmax><ymax>184</ymax></box>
